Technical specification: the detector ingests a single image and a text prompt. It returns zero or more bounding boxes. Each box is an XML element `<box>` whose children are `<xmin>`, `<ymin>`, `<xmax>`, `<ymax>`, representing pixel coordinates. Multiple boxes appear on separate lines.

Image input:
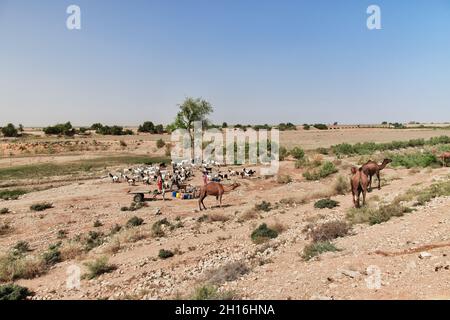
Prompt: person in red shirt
<box><xmin>156</xmin><ymin>172</ymin><xmax>165</xmax><ymax>201</ymax></box>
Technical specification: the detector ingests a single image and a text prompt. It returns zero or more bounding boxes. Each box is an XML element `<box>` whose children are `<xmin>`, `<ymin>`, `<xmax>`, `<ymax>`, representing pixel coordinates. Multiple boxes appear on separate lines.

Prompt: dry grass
<box><xmin>268</xmin><ymin>219</ymin><xmax>287</xmax><ymax>234</ymax></box>
<box><xmin>203</xmin><ymin>261</ymin><xmax>250</xmax><ymax>285</ymax></box>
<box><xmin>60</xmin><ymin>242</ymin><xmax>85</xmax><ymax>261</ymax></box>
<box><xmin>208</xmin><ymin>213</ymin><xmax>231</xmax><ymax>222</ymax></box>
<box><xmin>305</xmin><ymin>220</ymin><xmax>351</xmax><ymax>242</ymax></box>
<box><xmin>117</xmin><ymin>228</ymin><xmax>148</xmax><ymax>243</ymax></box>
<box><xmin>0</xmin><ymin>253</ymin><xmax>46</xmax><ymax>282</ymax></box>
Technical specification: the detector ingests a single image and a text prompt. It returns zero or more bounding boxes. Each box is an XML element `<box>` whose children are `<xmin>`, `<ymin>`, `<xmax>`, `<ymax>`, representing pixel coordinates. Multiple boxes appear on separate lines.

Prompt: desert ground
<box><xmin>1</xmin><ymin>127</ymin><xmax>450</xmax><ymax>300</ymax></box>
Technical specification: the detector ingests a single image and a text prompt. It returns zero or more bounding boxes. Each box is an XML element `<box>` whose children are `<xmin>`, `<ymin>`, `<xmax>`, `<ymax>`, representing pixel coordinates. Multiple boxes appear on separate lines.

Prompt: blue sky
<box><xmin>1</xmin><ymin>0</ymin><xmax>450</xmax><ymax>126</ymax></box>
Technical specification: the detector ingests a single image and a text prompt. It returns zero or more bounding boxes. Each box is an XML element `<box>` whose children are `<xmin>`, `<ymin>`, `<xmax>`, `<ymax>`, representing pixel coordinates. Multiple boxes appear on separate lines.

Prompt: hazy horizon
<box><xmin>1</xmin><ymin>0</ymin><xmax>450</xmax><ymax>126</ymax></box>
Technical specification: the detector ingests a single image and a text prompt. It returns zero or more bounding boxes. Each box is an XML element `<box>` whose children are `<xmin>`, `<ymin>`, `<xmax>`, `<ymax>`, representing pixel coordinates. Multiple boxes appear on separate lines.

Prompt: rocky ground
<box><xmin>1</xmin><ymin>155</ymin><xmax>450</xmax><ymax>300</ymax></box>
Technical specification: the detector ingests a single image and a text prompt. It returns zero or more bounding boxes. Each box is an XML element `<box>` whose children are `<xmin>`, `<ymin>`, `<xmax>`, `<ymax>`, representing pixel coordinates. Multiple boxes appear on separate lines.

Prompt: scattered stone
<box><xmin>419</xmin><ymin>252</ymin><xmax>432</xmax><ymax>259</ymax></box>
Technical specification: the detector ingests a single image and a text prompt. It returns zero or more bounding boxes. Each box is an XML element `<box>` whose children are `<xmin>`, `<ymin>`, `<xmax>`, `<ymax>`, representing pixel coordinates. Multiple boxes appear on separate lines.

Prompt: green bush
<box><xmin>156</xmin><ymin>139</ymin><xmax>165</xmax><ymax>149</ymax></box>
<box><xmin>83</xmin><ymin>257</ymin><xmax>116</xmax><ymax>279</ymax></box>
<box><xmin>303</xmin><ymin>161</ymin><xmax>338</xmax><ymax>181</ymax></box>
<box><xmin>251</xmin><ymin>223</ymin><xmax>278</xmax><ymax>244</ymax></box>
<box><xmin>0</xmin><ymin>208</ymin><xmax>9</xmax><ymax>215</ymax></box>
<box><xmin>83</xmin><ymin>231</ymin><xmax>105</xmax><ymax>251</ymax></box>
<box><xmin>126</xmin><ymin>216</ymin><xmax>144</xmax><ymax>227</ymax></box>
<box><xmin>43</xmin><ymin>122</ymin><xmax>74</xmax><ymax>136</ymax></box>
<box><xmin>313</xmin><ymin>124</ymin><xmax>328</xmax><ymax>130</ymax></box>
<box><xmin>0</xmin><ymin>189</ymin><xmax>27</xmax><ymax>200</ymax></box>
<box><xmin>1</xmin><ymin>124</ymin><xmax>19</xmax><ymax>137</ymax></box>
<box><xmin>13</xmin><ymin>241</ymin><xmax>31</xmax><ymax>254</ymax></box>
<box><xmin>158</xmin><ymin>249</ymin><xmax>174</xmax><ymax>259</ymax></box>
<box><xmin>279</xmin><ymin>146</ymin><xmax>288</xmax><ymax>161</ymax></box>
<box><xmin>151</xmin><ymin>218</ymin><xmax>172</xmax><ymax>237</ymax></box>
<box><xmin>42</xmin><ymin>244</ymin><xmax>62</xmax><ymax>266</ymax></box>
<box><xmin>254</xmin><ymin>201</ymin><xmax>272</xmax><ymax>212</ymax></box>
<box><xmin>0</xmin><ymin>284</ymin><xmax>32</xmax><ymax>300</ymax></box>
<box><xmin>290</xmin><ymin>147</ymin><xmax>305</xmax><ymax>160</ymax></box>
<box><xmin>302</xmin><ymin>241</ymin><xmax>338</xmax><ymax>261</ymax></box>
<box><xmin>347</xmin><ymin>204</ymin><xmax>412</xmax><ymax>225</ymax></box>
<box><xmin>30</xmin><ymin>202</ymin><xmax>53</xmax><ymax>212</ymax></box>
<box><xmin>191</xmin><ymin>284</ymin><xmax>236</xmax><ymax>300</ymax></box>
<box><xmin>390</xmin><ymin>152</ymin><xmax>439</xmax><ymax>168</ymax></box>
<box><xmin>314</xmin><ymin>199</ymin><xmax>339</xmax><ymax>209</ymax></box>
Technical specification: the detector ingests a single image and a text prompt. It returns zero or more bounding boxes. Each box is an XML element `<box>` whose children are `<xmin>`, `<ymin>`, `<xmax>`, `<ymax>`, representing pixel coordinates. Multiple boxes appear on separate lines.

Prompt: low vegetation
<box><xmin>83</xmin><ymin>257</ymin><xmax>116</xmax><ymax>279</ymax></box>
<box><xmin>0</xmin><ymin>208</ymin><xmax>9</xmax><ymax>215</ymax></box>
<box><xmin>251</xmin><ymin>223</ymin><xmax>278</xmax><ymax>244</ymax></box>
<box><xmin>303</xmin><ymin>161</ymin><xmax>338</xmax><ymax>181</ymax></box>
<box><xmin>314</xmin><ymin>199</ymin><xmax>339</xmax><ymax>209</ymax></box>
<box><xmin>151</xmin><ymin>218</ymin><xmax>172</xmax><ymax>237</ymax></box>
<box><xmin>30</xmin><ymin>202</ymin><xmax>53</xmax><ymax>212</ymax></box>
<box><xmin>332</xmin><ymin>136</ymin><xmax>450</xmax><ymax>156</ymax></box>
<box><xmin>277</xmin><ymin>174</ymin><xmax>292</xmax><ymax>184</ymax></box>
<box><xmin>0</xmin><ymin>189</ymin><xmax>28</xmax><ymax>200</ymax></box>
<box><xmin>302</xmin><ymin>241</ymin><xmax>339</xmax><ymax>261</ymax></box>
<box><xmin>204</xmin><ymin>261</ymin><xmax>249</xmax><ymax>285</ymax></box>
<box><xmin>390</xmin><ymin>152</ymin><xmax>439</xmax><ymax>168</ymax></box>
<box><xmin>254</xmin><ymin>201</ymin><xmax>272</xmax><ymax>212</ymax></box>
<box><xmin>347</xmin><ymin>203</ymin><xmax>413</xmax><ymax>225</ymax></box>
<box><xmin>305</xmin><ymin>220</ymin><xmax>351</xmax><ymax>242</ymax></box>
<box><xmin>191</xmin><ymin>284</ymin><xmax>237</xmax><ymax>300</ymax></box>
<box><xmin>158</xmin><ymin>249</ymin><xmax>174</xmax><ymax>259</ymax></box>
<box><xmin>0</xmin><ymin>284</ymin><xmax>32</xmax><ymax>300</ymax></box>
<box><xmin>126</xmin><ymin>216</ymin><xmax>144</xmax><ymax>227</ymax></box>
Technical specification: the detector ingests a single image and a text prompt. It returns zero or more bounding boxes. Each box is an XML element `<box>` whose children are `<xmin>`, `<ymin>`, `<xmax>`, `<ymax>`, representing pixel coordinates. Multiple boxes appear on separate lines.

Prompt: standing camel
<box><xmin>198</xmin><ymin>182</ymin><xmax>240</xmax><ymax>211</ymax></box>
<box><xmin>350</xmin><ymin>167</ymin><xmax>369</xmax><ymax>208</ymax></box>
<box><xmin>440</xmin><ymin>152</ymin><xmax>450</xmax><ymax>167</ymax></box>
<box><xmin>362</xmin><ymin>158</ymin><xmax>392</xmax><ymax>191</ymax></box>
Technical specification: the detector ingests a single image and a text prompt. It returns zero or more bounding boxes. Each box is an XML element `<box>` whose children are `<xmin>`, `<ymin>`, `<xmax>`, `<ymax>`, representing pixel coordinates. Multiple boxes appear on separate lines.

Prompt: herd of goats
<box><xmin>108</xmin><ymin>160</ymin><xmax>256</xmax><ymax>192</ymax></box>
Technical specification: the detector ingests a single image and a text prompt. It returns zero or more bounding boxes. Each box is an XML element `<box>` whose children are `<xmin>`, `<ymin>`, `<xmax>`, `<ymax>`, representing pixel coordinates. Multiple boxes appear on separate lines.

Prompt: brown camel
<box><xmin>198</xmin><ymin>182</ymin><xmax>240</xmax><ymax>211</ymax></box>
<box><xmin>361</xmin><ymin>158</ymin><xmax>392</xmax><ymax>191</ymax></box>
<box><xmin>440</xmin><ymin>152</ymin><xmax>450</xmax><ymax>167</ymax></box>
<box><xmin>350</xmin><ymin>167</ymin><xmax>369</xmax><ymax>208</ymax></box>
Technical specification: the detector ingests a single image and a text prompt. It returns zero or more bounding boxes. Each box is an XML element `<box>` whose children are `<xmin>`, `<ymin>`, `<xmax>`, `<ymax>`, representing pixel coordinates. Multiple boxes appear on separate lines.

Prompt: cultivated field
<box><xmin>1</xmin><ymin>127</ymin><xmax>450</xmax><ymax>300</ymax></box>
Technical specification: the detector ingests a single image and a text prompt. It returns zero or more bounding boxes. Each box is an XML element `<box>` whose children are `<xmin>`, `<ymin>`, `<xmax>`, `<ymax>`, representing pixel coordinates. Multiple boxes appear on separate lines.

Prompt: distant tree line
<box><xmin>138</xmin><ymin>121</ymin><xmax>164</xmax><ymax>134</ymax></box>
<box><xmin>90</xmin><ymin>123</ymin><xmax>133</xmax><ymax>135</ymax></box>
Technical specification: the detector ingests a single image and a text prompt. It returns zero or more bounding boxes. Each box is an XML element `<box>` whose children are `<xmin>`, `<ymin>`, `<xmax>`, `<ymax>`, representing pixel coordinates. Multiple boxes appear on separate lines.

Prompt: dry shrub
<box><xmin>279</xmin><ymin>196</ymin><xmax>308</xmax><ymax>206</ymax></box>
<box><xmin>208</xmin><ymin>213</ymin><xmax>231</xmax><ymax>222</ymax></box>
<box><xmin>60</xmin><ymin>242</ymin><xmax>85</xmax><ymax>260</ymax></box>
<box><xmin>102</xmin><ymin>239</ymin><xmax>121</xmax><ymax>255</ymax></box>
<box><xmin>277</xmin><ymin>174</ymin><xmax>292</xmax><ymax>184</ymax></box>
<box><xmin>268</xmin><ymin>220</ymin><xmax>287</xmax><ymax>234</ymax></box>
<box><xmin>204</xmin><ymin>261</ymin><xmax>250</xmax><ymax>285</ymax></box>
<box><xmin>333</xmin><ymin>175</ymin><xmax>350</xmax><ymax>195</ymax></box>
<box><xmin>306</xmin><ymin>220</ymin><xmax>351</xmax><ymax>242</ymax></box>
<box><xmin>239</xmin><ymin>209</ymin><xmax>259</xmax><ymax>222</ymax></box>
<box><xmin>118</xmin><ymin>228</ymin><xmax>148</xmax><ymax>243</ymax></box>
<box><xmin>0</xmin><ymin>222</ymin><xmax>12</xmax><ymax>236</ymax></box>
<box><xmin>0</xmin><ymin>253</ymin><xmax>46</xmax><ymax>282</ymax></box>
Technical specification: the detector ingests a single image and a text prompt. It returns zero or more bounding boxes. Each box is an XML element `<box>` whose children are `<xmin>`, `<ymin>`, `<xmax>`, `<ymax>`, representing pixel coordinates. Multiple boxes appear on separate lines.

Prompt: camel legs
<box><xmin>362</xmin><ymin>189</ymin><xmax>367</xmax><ymax>206</ymax></box>
<box><xmin>368</xmin><ymin>175</ymin><xmax>373</xmax><ymax>191</ymax></box>
<box><xmin>377</xmin><ymin>172</ymin><xmax>381</xmax><ymax>190</ymax></box>
<box><xmin>199</xmin><ymin>195</ymin><xmax>207</xmax><ymax>211</ymax></box>
<box><xmin>219</xmin><ymin>194</ymin><xmax>223</xmax><ymax>208</ymax></box>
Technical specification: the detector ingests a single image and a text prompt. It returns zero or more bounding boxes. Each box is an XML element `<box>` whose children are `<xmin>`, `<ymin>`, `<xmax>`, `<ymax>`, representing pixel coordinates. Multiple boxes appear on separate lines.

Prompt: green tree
<box><xmin>1</xmin><ymin>124</ymin><xmax>19</xmax><ymax>137</ymax></box>
<box><xmin>138</xmin><ymin>121</ymin><xmax>155</xmax><ymax>133</ymax></box>
<box><xmin>174</xmin><ymin>97</ymin><xmax>213</xmax><ymax>160</ymax></box>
